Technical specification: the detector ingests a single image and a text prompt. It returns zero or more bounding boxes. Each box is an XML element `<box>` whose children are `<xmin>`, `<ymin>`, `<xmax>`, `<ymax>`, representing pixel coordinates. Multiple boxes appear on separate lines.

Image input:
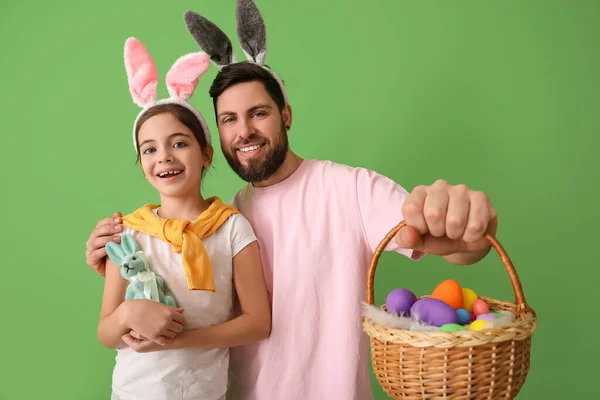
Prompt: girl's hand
<box><xmin>120</xmin><ymin>300</ymin><xmax>186</xmax><ymax>346</ymax></box>
<box><xmin>122</xmin><ymin>332</ymin><xmax>169</xmax><ymax>353</ymax></box>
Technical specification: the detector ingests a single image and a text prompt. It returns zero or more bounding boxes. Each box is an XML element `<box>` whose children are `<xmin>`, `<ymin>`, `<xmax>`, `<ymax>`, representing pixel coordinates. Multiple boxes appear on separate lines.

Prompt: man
<box><xmin>86</xmin><ymin>2</ymin><xmax>497</xmax><ymax>399</ymax></box>
<box><xmin>86</xmin><ymin>61</ymin><xmax>496</xmax><ymax>400</ymax></box>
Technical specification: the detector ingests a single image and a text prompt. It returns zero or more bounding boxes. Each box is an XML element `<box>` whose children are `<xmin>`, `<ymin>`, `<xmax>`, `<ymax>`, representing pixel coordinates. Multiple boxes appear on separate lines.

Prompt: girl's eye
<box><xmin>174</xmin><ymin>142</ymin><xmax>187</xmax><ymax>148</ymax></box>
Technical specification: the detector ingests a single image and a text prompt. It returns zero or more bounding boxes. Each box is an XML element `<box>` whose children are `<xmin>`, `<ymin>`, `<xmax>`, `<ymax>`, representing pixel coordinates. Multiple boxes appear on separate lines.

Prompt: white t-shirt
<box><xmin>111</xmin><ymin>211</ymin><xmax>257</xmax><ymax>400</ymax></box>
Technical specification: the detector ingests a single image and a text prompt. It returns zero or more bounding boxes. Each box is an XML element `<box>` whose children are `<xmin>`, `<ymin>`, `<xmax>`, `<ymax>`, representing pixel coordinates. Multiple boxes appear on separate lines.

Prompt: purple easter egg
<box><xmin>385</xmin><ymin>288</ymin><xmax>417</xmax><ymax>316</ymax></box>
<box><xmin>476</xmin><ymin>313</ymin><xmax>497</xmax><ymax>322</ymax></box>
<box><xmin>410</xmin><ymin>298</ymin><xmax>459</xmax><ymax>327</ymax></box>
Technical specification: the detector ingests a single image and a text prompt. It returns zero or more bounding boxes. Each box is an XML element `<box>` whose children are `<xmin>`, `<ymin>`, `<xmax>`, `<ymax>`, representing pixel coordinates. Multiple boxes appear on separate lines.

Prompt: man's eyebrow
<box><xmin>217</xmin><ymin>104</ymin><xmax>274</xmax><ymax>119</ymax></box>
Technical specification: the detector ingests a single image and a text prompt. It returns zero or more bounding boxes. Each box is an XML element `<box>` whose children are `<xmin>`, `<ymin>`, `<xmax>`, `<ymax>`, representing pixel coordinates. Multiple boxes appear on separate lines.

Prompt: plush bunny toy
<box><xmin>106</xmin><ymin>234</ymin><xmax>176</xmax><ymax>307</ymax></box>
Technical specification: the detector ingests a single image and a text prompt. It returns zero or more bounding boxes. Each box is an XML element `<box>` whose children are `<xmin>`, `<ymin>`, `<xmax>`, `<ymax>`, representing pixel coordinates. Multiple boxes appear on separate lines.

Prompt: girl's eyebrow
<box><xmin>139</xmin><ymin>132</ymin><xmax>192</xmax><ymax>147</ymax></box>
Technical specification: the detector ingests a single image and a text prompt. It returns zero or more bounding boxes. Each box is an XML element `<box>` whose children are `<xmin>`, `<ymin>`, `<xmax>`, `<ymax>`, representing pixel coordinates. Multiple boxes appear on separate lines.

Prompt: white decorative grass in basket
<box><xmin>362</xmin><ymin>221</ymin><xmax>537</xmax><ymax>399</ymax></box>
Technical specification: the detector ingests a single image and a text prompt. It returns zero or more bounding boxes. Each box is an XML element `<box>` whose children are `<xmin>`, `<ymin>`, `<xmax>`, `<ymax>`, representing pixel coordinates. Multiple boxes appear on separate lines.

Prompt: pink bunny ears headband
<box><xmin>184</xmin><ymin>0</ymin><xmax>289</xmax><ymax>105</ymax></box>
<box><xmin>124</xmin><ymin>37</ymin><xmax>212</xmax><ymax>152</ymax></box>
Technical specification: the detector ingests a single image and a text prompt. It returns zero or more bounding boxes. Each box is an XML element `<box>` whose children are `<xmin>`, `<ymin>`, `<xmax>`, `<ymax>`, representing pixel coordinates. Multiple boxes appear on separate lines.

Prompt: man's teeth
<box><xmin>158</xmin><ymin>170</ymin><xmax>182</xmax><ymax>177</ymax></box>
<box><xmin>238</xmin><ymin>144</ymin><xmax>262</xmax><ymax>153</ymax></box>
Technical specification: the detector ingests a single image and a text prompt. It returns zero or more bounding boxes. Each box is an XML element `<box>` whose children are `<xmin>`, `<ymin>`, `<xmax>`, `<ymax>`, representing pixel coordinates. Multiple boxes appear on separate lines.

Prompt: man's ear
<box><xmin>283</xmin><ymin>104</ymin><xmax>292</xmax><ymax>130</ymax></box>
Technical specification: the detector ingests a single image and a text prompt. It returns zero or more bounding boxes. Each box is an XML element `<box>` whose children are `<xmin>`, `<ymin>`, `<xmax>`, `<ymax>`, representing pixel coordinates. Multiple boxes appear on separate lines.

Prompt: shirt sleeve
<box><xmin>229</xmin><ymin>214</ymin><xmax>258</xmax><ymax>257</ymax></box>
<box><xmin>355</xmin><ymin>168</ymin><xmax>424</xmax><ymax>260</ymax></box>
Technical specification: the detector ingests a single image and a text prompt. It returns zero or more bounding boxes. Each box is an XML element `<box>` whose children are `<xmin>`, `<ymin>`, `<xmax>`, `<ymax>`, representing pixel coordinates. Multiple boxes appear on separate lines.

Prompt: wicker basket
<box><xmin>362</xmin><ymin>221</ymin><xmax>537</xmax><ymax>399</ymax></box>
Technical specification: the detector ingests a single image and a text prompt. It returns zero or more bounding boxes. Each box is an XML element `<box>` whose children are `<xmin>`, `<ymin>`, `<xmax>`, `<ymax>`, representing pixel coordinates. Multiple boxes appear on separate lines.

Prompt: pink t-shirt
<box><xmin>227</xmin><ymin>159</ymin><xmax>422</xmax><ymax>400</ymax></box>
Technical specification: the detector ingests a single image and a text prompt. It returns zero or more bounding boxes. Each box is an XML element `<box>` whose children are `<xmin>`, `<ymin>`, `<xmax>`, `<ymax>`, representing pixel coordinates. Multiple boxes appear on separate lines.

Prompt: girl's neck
<box><xmin>157</xmin><ymin>190</ymin><xmax>211</xmax><ymax>221</ymax></box>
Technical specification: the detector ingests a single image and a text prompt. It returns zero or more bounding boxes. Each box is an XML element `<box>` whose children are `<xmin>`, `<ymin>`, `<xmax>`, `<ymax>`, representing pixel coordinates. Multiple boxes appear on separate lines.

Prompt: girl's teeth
<box><xmin>159</xmin><ymin>170</ymin><xmax>182</xmax><ymax>177</ymax></box>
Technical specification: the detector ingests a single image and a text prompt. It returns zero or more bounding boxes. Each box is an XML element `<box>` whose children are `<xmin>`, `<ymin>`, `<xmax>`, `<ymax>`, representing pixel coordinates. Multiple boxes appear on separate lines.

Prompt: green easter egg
<box><xmin>439</xmin><ymin>323</ymin><xmax>468</xmax><ymax>332</ymax></box>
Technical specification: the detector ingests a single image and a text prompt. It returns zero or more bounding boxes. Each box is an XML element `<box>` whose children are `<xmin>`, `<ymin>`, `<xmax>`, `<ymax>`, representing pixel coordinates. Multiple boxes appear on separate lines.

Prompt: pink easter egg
<box><xmin>472</xmin><ymin>299</ymin><xmax>489</xmax><ymax>316</ymax></box>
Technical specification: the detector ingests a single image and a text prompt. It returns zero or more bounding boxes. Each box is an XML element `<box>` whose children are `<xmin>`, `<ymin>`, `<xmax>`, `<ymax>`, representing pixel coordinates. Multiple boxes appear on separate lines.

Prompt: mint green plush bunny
<box><xmin>106</xmin><ymin>234</ymin><xmax>176</xmax><ymax>307</ymax></box>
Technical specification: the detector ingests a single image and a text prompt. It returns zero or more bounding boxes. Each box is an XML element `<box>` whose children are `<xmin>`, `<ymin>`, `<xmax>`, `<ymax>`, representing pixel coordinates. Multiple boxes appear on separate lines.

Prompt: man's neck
<box><xmin>253</xmin><ymin>151</ymin><xmax>303</xmax><ymax>188</ymax></box>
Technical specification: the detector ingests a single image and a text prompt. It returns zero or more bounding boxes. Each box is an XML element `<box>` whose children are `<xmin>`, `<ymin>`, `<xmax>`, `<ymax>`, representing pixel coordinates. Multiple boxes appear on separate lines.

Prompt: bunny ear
<box><xmin>106</xmin><ymin>242</ymin><xmax>126</xmax><ymax>265</ymax></box>
<box><xmin>124</xmin><ymin>37</ymin><xmax>158</xmax><ymax>107</ymax></box>
<box><xmin>166</xmin><ymin>52</ymin><xmax>210</xmax><ymax>100</ymax></box>
<box><xmin>184</xmin><ymin>10</ymin><xmax>237</xmax><ymax>69</ymax></box>
<box><xmin>121</xmin><ymin>234</ymin><xmax>140</xmax><ymax>255</ymax></box>
<box><xmin>236</xmin><ymin>0</ymin><xmax>267</xmax><ymax>65</ymax></box>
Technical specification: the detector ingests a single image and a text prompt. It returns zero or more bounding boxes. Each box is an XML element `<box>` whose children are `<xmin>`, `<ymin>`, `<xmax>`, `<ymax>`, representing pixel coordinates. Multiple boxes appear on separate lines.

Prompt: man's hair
<box><xmin>208</xmin><ymin>62</ymin><xmax>286</xmax><ymax>117</ymax></box>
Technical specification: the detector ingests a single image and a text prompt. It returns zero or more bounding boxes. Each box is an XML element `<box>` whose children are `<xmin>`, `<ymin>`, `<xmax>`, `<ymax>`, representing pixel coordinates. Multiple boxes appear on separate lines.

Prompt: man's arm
<box><xmin>86</xmin><ymin>212</ymin><xmax>123</xmax><ymax>277</ymax></box>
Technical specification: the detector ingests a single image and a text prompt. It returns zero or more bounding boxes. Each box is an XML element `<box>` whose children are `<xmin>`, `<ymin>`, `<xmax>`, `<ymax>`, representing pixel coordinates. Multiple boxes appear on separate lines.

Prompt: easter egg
<box><xmin>410</xmin><ymin>298</ymin><xmax>459</xmax><ymax>327</ymax></box>
<box><xmin>431</xmin><ymin>279</ymin><xmax>464</xmax><ymax>309</ymax></box>
<box><xmin>469</xmin><ymin>320</ymin><xmax>489</xmax><ymax>331</ymax></box>
<box><xmin>461</xmin><ymin>288</ymin><xmax>478</xmax><ymax>312</ymax></box>
<box><xmin>439</xmin><ymin>323</ymin><xmax>468</xmax><ymax>332</ymax></box>
<box><xmin>472</xmin><ymin>299</ymin><xmax>489</xmax><ymax>316</ymax></box>
<box><xmin>476</xmin><ymin>313</ymin><xmax>497</xmax><ymax>322</ymax></box>
<box><xmin>456</xmin><ymin>308</ymin><xmax>471</xmax><ymax>325</ymax></box>
<box><xmin>385</xmin><ymin>288</ymin><xmax>417</xmax><ymax>316</ymax></box>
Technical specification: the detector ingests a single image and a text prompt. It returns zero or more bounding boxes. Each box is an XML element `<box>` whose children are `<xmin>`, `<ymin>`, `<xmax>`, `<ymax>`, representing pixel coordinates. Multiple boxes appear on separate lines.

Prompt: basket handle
<box><xmin>366</xmin><ymin>221</ymin><xmax>531</xmax><ymax>318</ymax></box>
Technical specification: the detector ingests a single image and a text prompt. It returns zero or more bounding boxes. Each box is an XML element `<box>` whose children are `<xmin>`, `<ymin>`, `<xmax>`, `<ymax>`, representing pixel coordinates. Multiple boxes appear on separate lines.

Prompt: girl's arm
<box><xmin>170</xmin><ymin>241</ymin><xmax>271</xmax><ymax>349</ymax></box>
<box><xmin>97</xmin><ymin>258</ymin><xmax>133</xmax><ymax>348</ymax></box>
<box><xmin>97</xmin><ymin>258</ymin><xmax>187</xmax><ymax>349</ymax></box>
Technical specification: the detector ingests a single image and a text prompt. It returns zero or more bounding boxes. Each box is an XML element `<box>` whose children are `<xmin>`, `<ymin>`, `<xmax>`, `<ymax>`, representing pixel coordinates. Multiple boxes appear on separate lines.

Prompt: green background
<box><xmin>1</xmin><ymin>0</ymin><xmax>597</xmax><ymax>398</ymax></box>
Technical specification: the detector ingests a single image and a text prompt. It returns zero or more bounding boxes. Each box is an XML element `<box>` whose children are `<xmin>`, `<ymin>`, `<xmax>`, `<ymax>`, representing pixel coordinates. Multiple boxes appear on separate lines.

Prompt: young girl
<box><xmin>97</xmin><ymin>37</ymin><xmax>271</xmax><ymax>400</ymax></box>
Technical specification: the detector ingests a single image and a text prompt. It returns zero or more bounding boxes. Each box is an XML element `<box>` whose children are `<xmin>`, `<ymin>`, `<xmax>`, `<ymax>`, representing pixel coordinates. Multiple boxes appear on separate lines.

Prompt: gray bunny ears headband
<box><xmin>184</xmin><ymin>0</ymin><xmax>289</xmax><ymax>105</ymax></box>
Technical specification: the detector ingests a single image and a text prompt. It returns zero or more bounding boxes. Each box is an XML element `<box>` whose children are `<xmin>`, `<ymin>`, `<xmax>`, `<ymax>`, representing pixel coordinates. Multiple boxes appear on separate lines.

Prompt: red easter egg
<box><xmin>472</xmin><ymin>299</ymin><xmax>489</xmax><ymax>316</ymax></box>
<box><xmin>431</xmin><ymin>279</ymin><xmax>464</xmax><ymax>309</ymax></box>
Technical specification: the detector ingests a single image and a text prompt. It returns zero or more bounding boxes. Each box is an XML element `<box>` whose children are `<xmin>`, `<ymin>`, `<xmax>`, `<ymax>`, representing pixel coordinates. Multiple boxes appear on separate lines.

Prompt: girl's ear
<box><xmin>202</xmin><ymin>144</ymin><xmax>214</xmax><ymax>169</ymax></box>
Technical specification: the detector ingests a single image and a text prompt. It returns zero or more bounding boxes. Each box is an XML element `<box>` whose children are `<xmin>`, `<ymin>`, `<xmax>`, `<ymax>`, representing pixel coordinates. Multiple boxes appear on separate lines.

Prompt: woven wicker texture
<box><xmin>363</xmin><ymin>221</ymin><xmax>537</xmax><ymax>399</ymax></box>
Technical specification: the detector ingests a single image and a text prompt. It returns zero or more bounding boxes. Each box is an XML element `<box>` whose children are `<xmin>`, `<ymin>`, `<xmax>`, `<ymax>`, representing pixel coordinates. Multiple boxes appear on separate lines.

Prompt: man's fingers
<box><xmin>463</xmin><ymin>191</ymin><xmax>490</xmax><ymax>243</ymax></box>
<box><xmin>92</xmin><ymin>224</ymin><xmax>123</xmax><ymax>241</ymax></box>
<box><xmin>446</xmin><ymin>185</ymin><xmax>470</xmax><ymax>240</ymax></box>
<box><xmin>395</xmin><ymin>225</ymin><xmax>424</xmax><ymax>250</ymax></box>
<box><xmin>86</xmin><ymin>248</ymin><xmax>107</xmax><ymax>268</ymax></box>
<box><xmin>423</xmin><ymin>186</ymin><xmax>449</xmax><ymax>237</ymax></box>
<box><xmin>402</xmin><ymin>186</ymin><xmax>428</xmax><ymax>235</ymax></box>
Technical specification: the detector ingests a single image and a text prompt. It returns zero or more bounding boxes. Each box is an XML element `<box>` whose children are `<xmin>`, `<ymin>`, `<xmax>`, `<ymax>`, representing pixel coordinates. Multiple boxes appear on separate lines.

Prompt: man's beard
<box><xmin>222</xmin><ymin>121</ymin><xmax>289</xmax><ymax>183</ymax></box>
